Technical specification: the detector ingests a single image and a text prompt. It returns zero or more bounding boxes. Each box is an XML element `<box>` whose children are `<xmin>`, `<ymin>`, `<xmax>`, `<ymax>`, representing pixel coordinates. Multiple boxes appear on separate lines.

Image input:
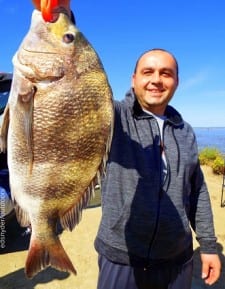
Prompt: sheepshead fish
<box><xmin>0</xmin><ymin>9</ymin><xmax>113</xmax><ymax>278</ymax></box>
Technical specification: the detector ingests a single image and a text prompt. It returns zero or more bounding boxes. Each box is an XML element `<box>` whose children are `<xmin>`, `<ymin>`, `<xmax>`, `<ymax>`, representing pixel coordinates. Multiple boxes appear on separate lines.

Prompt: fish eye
<box><xmin>63</xmin><ymin>33</ymin><xmax>75</xmax><ymax>44</ymax></box>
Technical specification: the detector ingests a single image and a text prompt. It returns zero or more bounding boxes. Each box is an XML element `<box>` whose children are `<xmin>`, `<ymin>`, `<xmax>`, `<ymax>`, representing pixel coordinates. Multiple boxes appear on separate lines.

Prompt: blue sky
<box><xmin>1</xmin><ymin>0</ymin><xmax>225</xmax><ymax>127</ymax></box>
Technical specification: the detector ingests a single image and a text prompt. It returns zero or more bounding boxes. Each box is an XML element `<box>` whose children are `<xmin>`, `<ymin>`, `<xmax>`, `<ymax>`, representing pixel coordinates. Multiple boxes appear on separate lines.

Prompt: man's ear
<box><xmin>131</xmin><ymin>73</ymin><xmax>135</xmax><ymax>88</ymax></box>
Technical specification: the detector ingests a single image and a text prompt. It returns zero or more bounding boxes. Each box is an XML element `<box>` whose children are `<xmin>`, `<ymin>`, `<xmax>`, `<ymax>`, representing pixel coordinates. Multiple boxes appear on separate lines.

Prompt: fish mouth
<box><xmin>50</xmin><ymin>6</ymin><xmax>71</xmax><ymax>21</ymax></box>
<box><xmin>32</xmin><ymin>0</ymin><xmax>71</xmax><ymax>22</ymax></box>
<box><xmin>22</xmin><ymin>48</ymin><xmax>60</xmax><ymax>55</ymax></box>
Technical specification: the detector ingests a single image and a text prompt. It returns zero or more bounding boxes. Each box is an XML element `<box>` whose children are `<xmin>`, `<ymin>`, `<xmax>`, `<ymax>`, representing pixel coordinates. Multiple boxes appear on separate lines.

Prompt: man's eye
<box><xmin>162</xmin><ymin>72</ymin><xmax>172</xmax><ymax>77</ymax></box>
<box><xmin>143</xmin><ymin>70</ymin><xmax>153</xmax><ymax>75</ymax></box>
<box><xmin>161</xmin><ymin>70</ymin><xmax>175</xmax><ymax>77</ymax></box>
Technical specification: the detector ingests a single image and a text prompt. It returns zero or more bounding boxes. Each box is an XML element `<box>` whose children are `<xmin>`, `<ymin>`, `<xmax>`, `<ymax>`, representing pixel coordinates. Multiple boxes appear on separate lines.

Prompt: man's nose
<box><xmin>150</xmin><ymin>72</ymin><xmax>161</xmax><ymax>83</ymax></box>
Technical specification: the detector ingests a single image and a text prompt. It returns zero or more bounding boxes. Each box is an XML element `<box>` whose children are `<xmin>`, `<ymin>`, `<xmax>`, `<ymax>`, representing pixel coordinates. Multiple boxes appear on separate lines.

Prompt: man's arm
<box><xmin>189</xmin><ymin>161</ymin><xmax>221</xmax><ymax>284</ymax></box>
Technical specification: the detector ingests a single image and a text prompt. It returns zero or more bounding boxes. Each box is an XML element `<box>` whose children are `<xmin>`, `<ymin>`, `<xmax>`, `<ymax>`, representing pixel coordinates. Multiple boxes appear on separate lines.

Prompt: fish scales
<box><xmin>0</xmin><ymin>9</ymin><xmax>113</xmax><ymax>278</ymax></box>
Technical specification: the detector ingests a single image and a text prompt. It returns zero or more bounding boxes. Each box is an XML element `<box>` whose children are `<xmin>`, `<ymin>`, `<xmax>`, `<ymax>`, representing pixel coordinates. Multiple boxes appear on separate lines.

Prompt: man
<box><xmin>94</xmin><ymin>49</ymin><xmax>221</xmax><ymax>289</ymax></box>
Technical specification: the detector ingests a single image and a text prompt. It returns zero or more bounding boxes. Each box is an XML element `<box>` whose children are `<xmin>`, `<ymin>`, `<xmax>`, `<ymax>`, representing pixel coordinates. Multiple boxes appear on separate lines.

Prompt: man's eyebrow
<box><xmin>141</xmin><ymin>67</ymin><xmax>176</xmax><ymax>73</ymax></box>
<box><xmin>161</xmin><ymin>67</ymin><xmax>176</xmax><ymax>73</ymax></box>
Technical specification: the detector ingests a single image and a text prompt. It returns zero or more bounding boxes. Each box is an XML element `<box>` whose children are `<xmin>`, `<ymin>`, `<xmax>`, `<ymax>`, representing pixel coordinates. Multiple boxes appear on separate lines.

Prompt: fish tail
<box><xmin>25</xmin><ymin>236</ymin><xmax>77</xmax><ymax>278</ymax></box>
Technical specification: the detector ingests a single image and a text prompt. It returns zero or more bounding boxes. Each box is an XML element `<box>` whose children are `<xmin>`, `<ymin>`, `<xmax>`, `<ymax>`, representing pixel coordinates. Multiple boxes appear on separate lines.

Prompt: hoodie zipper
<box><xmin>144</xmin><ymin>118</ymin><xmax>167</xmax><ymax>268</ymax></box>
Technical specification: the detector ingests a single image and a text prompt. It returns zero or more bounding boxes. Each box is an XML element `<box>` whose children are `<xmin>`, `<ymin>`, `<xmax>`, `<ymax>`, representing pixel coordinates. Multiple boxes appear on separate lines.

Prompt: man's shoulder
<box><xmin>113</xmin><ymin>98</ymin><xmax>131</xmax><ymax>114</ymax></box>
<box><xmin>113</xmin><ymin>89</ymin><xmax>134</xmax><ymax>109</ymax></box>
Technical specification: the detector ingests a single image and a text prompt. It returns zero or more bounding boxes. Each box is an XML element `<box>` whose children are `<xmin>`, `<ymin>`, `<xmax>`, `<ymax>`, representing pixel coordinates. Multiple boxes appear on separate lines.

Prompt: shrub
<box><xmin>212</xmin><ymin>156</ymin><xmax>225</xmax><ymax>175</ymax></box>
<box><xmin>199</xmin><ymin>147</ymin><xmax>225</xmax><ymax>175</ymax></box>
<box><xmin>199</xmin><ymin>147</ymin><xmax>221</xmax><ymax>165</ymax></box>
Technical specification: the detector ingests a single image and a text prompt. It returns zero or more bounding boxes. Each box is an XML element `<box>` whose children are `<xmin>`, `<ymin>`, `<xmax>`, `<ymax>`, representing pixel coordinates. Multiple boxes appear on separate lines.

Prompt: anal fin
<box><xmin>60</xmin><ymin>183</ymin><xmax>94</xmax><ymax>231</ymax></box>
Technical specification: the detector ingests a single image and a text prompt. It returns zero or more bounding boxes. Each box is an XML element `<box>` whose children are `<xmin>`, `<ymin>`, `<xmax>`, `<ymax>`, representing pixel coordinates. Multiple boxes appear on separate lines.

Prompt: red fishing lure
<box><xmin>32</xmin><ymin>0</ymin><xmax>59</xmax><ymax>22</ymax></box>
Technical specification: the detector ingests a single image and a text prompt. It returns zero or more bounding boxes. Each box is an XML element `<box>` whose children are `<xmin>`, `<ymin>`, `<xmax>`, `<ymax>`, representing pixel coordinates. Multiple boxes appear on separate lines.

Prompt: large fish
<box><xmin>0</xmin><ymin>7</ymin><xmax>113</xmax><ymax>278</ymax></box>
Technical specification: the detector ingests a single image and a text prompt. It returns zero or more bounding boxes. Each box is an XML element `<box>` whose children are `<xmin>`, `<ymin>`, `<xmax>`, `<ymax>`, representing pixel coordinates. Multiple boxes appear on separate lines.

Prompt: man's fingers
<box><xmin>204</xmin><ymin>267</ymin><xmax>221</xmax><ymax>285</ymax></box>
<box><xmin>201</xmin><ymin>261</ymin><xmax>209</xmax><ymax>280</ymax></box>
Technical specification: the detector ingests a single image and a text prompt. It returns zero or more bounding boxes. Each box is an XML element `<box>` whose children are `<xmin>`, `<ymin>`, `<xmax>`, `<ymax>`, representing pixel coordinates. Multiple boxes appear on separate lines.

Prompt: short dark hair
<box><xmin>133</xmin><ymin>48</ymin><xmax>179</xmax><ymax>78</ymax></box>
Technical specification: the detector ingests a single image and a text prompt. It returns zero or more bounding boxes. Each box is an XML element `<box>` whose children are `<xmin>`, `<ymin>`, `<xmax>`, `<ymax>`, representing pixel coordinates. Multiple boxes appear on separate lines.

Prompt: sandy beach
<box><xmin>0</xmin><ymin>165</ymin><xmax>224</xmax><ymax>289</ymax></box>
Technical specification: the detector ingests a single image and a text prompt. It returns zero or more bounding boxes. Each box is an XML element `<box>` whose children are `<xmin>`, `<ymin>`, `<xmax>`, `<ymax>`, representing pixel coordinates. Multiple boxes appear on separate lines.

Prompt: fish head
<box><xmin>14</xmin><ymin>9</ymin><xmax>102</xmax><ymax>86</ymax></box>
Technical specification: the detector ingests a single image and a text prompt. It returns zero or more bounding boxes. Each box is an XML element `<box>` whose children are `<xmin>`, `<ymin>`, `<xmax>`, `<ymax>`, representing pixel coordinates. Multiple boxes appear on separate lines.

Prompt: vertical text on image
<box><xmin>0</xmin><ymin>191</ymin><xmax>6</xmax><ymax>248</ymax></box>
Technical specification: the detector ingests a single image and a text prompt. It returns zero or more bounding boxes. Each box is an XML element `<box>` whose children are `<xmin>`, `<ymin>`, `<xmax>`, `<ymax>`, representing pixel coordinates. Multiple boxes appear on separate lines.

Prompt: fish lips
<box><xmin>47</xmin><ymin>6</ymin><xmax>71</xmax><ymax>22</ymax></box>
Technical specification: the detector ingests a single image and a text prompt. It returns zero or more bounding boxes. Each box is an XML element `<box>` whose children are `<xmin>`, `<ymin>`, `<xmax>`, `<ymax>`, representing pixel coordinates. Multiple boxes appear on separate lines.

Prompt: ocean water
<box><xmin>193</xmin><ymin>127</ymin><xmax>225</xmax><ymax>155</ymax></box>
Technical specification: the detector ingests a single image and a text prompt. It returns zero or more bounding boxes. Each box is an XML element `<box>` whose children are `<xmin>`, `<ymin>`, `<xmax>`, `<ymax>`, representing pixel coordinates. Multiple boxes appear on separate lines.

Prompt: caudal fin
<box><xmin>25</xmin><ymin>236</ymin><xmax>77</xmax><ymax>278</ymax></box>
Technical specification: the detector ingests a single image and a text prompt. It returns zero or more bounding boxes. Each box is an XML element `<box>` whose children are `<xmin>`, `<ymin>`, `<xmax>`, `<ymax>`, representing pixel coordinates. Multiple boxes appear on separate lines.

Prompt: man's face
<box><xmin>132</xmin><ymin>50</ymin><xmax>178</xmax><ymax>115</ymax></box>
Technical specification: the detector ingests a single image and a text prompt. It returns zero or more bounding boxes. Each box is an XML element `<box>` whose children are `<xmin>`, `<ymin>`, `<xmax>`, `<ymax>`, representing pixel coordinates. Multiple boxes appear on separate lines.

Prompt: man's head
<box><xmin>132</xmin><ymin>48</ymin><xmax>179</xmax><ymax>115</ymax></box>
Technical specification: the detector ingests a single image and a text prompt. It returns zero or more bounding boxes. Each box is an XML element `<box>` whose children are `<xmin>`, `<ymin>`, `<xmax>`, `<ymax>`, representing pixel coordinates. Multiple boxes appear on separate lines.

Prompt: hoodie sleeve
<box><xmin>0</xmin><ymin>73</ymin><xmax>12</xmax><ymax>114</ymax></box>
<box><xmin>189</xmin><ymin>162</ymin><xmax>218</xmax><ymax>254</ymax></box>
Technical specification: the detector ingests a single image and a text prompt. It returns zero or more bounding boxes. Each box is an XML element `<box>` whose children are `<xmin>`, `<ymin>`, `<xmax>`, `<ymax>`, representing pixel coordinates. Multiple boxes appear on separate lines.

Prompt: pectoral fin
<box><xmin>16</xmin><ymin>76</ymin><xmax>36</xmax><ymax>172</ymax></box>
<box><xmin>19</xmin><ymin>90</ymin><xmax>35</xmax><ymax>156</ymax></box>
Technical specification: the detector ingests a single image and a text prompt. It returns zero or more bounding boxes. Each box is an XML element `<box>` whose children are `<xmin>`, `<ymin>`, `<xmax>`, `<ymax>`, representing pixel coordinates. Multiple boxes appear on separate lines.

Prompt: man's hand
<box><xmin>201</xmin><ymin>253</ymin><xmax>221</xmax><ymax>285</ymax></box>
